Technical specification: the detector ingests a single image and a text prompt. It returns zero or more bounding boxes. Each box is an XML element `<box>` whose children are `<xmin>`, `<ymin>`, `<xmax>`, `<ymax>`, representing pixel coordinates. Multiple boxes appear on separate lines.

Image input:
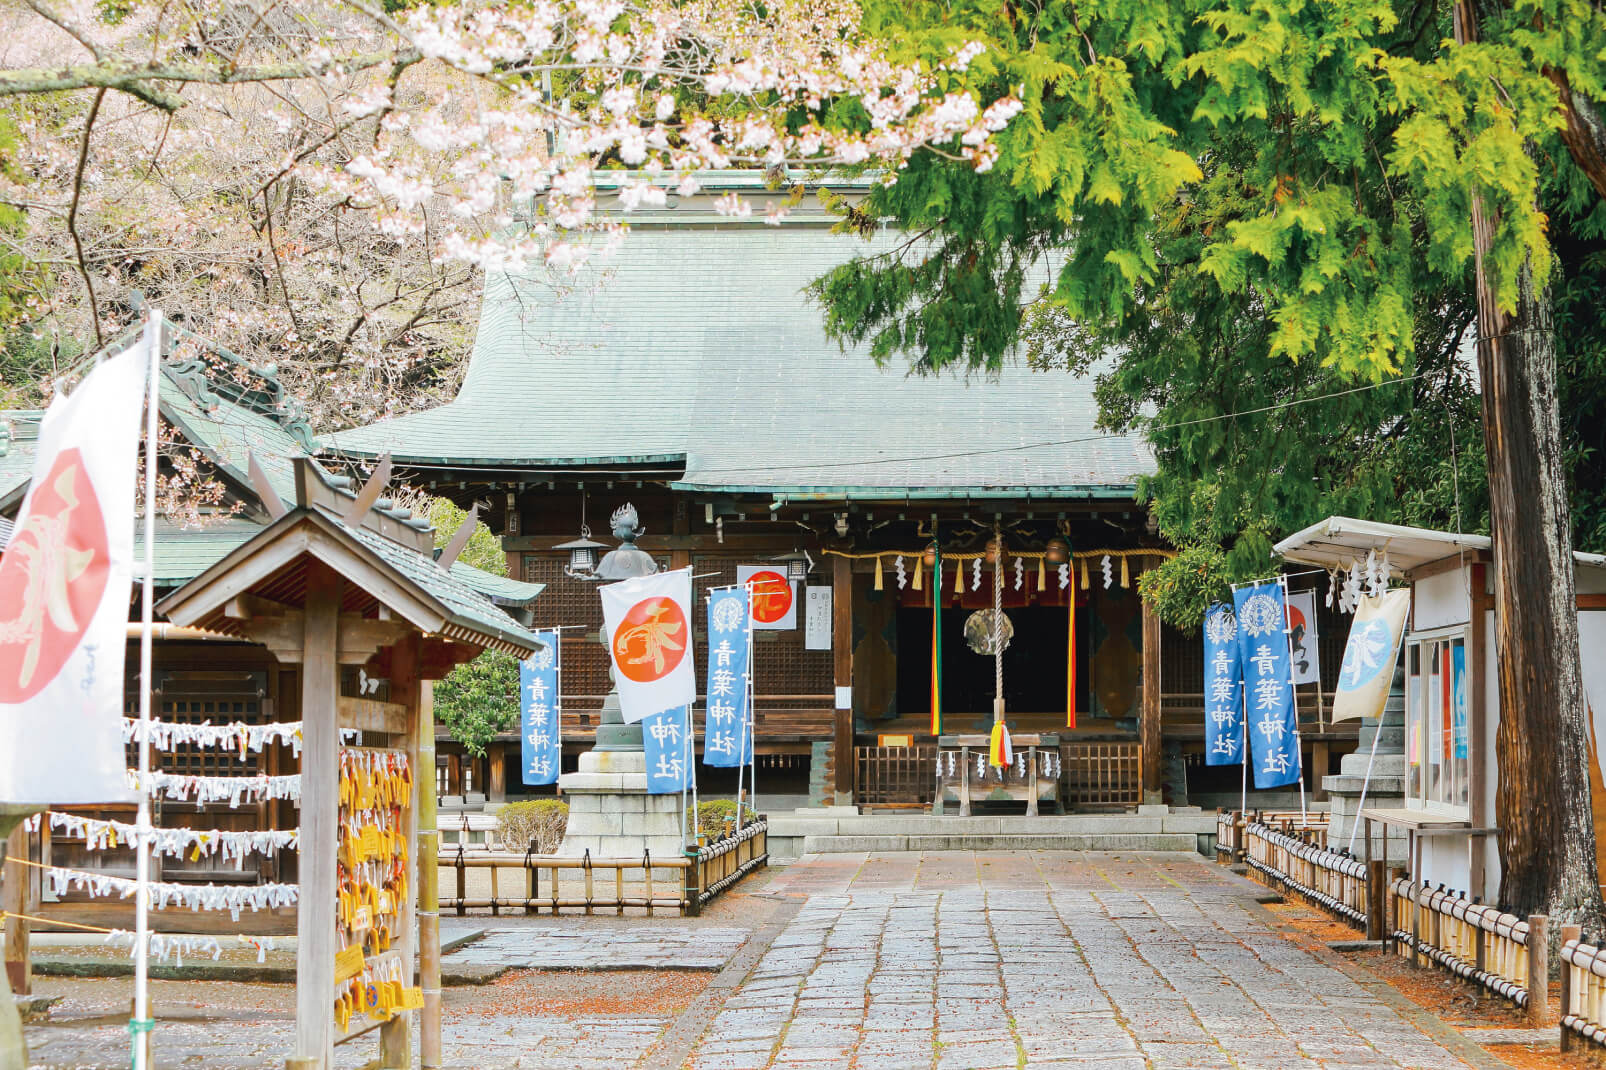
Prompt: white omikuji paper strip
<box><xmin>44</xmin><ymin>865</ymin><xmax>299</xmax><ymax>921</ymax></box>
<box><xmin>120</xmin><ymin>720</ymin><xmax>361</xmax><ymax>754</ymax></box>
<box><xmin>128</xmin><ymin>771</ymin><xmax>301</xmax><ymax>807</ymax></box>
<box><xmin>47</xmin><ymin>813</ymin><xmax>298</xmax><ymax>865</ymax></box>
<box><xmin>101</xmin><ymin>929</ymin><xmax>284</xmax><ymax>966</ymax></box>
<box><xmin>121</xmin><ymin>718</ymin><xmax>305</xmax><ymax>755</ymax></box>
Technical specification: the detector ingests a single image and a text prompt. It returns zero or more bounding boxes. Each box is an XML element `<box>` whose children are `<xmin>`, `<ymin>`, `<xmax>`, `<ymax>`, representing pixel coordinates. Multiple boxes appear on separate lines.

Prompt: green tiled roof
<box><xmin>160</xmin><ymin>368</ymin><xmax>309</xmax><ymax>504</ymax></box>
<box><xmin>0</xmin><ymin>411</ymin><xmax>43</xmax><ymax>510</ymax></box>
<box><xmin>449</xmin><ymin>561</ymin><xmax>545</xmax><ymax>607</ymax></box>
<box><xmin>335</xmin><ymin>513</ymin><xmax>543</xmax><ymax>651</ymax></box>
<box><xmin>325</xmin><ymin>225</ymin><xmax>1153</xmax><ymax>496</ymax></box>
<box><xmin>135</xmin><ymin>519</ymin><xmax>265</xmax><ymax>586</ymax></box>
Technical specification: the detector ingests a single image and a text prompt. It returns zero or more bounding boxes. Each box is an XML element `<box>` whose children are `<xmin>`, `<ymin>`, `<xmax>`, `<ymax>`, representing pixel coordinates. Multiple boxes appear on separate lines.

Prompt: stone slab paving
<box><xmin>679</xmin><ymin>851</ymin><xmax>1505</xmax><ymax>1070</ymax></box>
<box><xmin>447</xmin><ymin>922</ymin><xmax>751</xmax><ymax>971</ymax></box>
<box><xmin>22</xmin><ymin>852</ymin><xmax>1507</xmax><ymax>1069</ymax></box>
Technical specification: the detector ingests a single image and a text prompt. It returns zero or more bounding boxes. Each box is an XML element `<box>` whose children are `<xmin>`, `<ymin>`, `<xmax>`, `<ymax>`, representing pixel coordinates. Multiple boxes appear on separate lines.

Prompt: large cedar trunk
<box><xmin>1455</xmin><ymin>0</ymin><xmax>1604</xmax><ymax>923</ymax></box>
<box><xmin>1478</xmin><ymin>268</ymin><xmax>1601</xmax><ymax>920</ymax></box>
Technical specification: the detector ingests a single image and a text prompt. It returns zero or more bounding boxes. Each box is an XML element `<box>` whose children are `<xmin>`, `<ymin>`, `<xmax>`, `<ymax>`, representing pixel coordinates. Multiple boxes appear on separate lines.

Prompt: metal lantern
<box><xmin>554</xmin><ymin>529</ymin><xmax>608</xmax><ymax>579</ymax></box>
<box><xmin>1044</xmin><ymin>536</ymin><xmax>1071</xmax><ymax>564</ymax></box>
<box><xmin>770</xmin><ymin>548</ymin><xmax>812</xmax><ymax>582</ymax></box>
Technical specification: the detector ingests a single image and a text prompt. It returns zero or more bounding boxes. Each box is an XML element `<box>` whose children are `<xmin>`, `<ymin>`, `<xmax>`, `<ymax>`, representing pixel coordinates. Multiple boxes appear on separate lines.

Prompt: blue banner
<box><xmin>641</xmin><ymin>706</ymin><xmax>692</xmax><ymax>794</ymax></box>
<box><xmin>704</xmin><ymin>588</ymin><xmax>752</xmax><ymax>767</ymax></box>
<box><xmin>1234</xmin><ymin>582</ymin><xmax>1301</xmax><ymax>789</ymax></box>
<box><xmin>519</xmin><ymin>629</ymin><xmax>561</xmax><ymax>786</ymax></box>
<box><xmin>1203</xmin><ymin>604</ymin><xmax>1244</xmax><ymax>766</ymax></box>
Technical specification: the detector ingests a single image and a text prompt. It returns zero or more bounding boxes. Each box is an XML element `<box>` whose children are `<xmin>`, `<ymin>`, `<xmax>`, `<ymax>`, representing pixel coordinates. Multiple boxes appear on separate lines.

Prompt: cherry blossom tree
<box><xmin>0</xmin><ymin>0</ymin><xmax>1017</xmax><ymax>424</ymax></box>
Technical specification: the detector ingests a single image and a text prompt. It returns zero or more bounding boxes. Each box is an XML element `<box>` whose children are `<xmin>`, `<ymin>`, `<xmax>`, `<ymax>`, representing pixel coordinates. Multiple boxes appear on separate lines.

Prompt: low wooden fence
<box><xmin>439</xmin><ymin>818</ymin><xmax>768</xmax><ymax>918</ymax></box>
<box><xmin>1244</xmin><ymin>821</ymin><xmax>1370</xmax><ymax>928</ymax></box>
<box><xmin>1389</xmin><ymin>877</ymin><xmax>1549</xmax><ymax>1023</ymax></box>
<box><xmin>1562</xmin><ymin>930</ymin><xmax>1606</xmax><ymax>1051</ymax></box>
<box><xmin>688</xmin><ymin>820</ymin><xmax>768</xmax><ymax>914</ymax></box>
<box><xmin>1218</xmin><ymin>810</ymin><xmax>1553</xmax><ymax>1027</ymax></box>
<box><xmin>855</xmin><ymin>745</ymin><xmax>936</xmax><ymax>808</ymax></box>
<box><xmin>1060</xmin><ymin>742</ymin><xmax>1142</xmax><ymax>810</ymax></box>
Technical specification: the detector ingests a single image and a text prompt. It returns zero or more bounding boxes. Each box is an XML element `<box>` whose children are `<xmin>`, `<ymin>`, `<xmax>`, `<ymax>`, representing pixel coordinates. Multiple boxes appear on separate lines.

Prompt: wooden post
<box><xmin>381</xmin><ymin>635</ymin><xmax>421</xmax><ymax>1069</ymax></box>
<box><xmin>958</xmin><ymin>745</ymin><xmax>972</xmax><ymax>818</ymax></box>
<box><xmin>3</xmin><ymin>823</ymin><xmax>30</xmax><ymax>995</ymax></box>
<box><xmin>1026</xmin><ymin>745</ymin><xmax>1039</xmax><ymax>818</ymax></box>
<box><xmin>1311</xmin><ymin>741</ymin><xmax>1330</xmax><ymax>802</ymax></box>
<box><xmin>1366</xmin><ymin>860</ymin><xmax>1386</xmax><ymax>942</ymax></box>
<box><xmin>1140</xmin><ymin>596</ymin><xmax>1162</xmax><ymax>803</ymax></box>
<box><xmin>417</xmin><ymin>680</ymin><xmax>442</xmax><ymax>1069</ymax></box>
<box><xmin>831</xmin><ymin>554</ymin><xmax>853</xmax><ymax>806</ymax></box>
<box><xmin>1528</xmin><ymin>915</ymin><xmax>1552</xmax><ymax>1027</ymax></box>
<box><xmin>485</xmin><ymin>742</ymin><xmax>507</xmax><ymax>805</ymax></box>
<box><xmin>0</xmin><ymin>809</ymin><xmax>38</xmax><ymax>1070</ymax></box>
<box><xmin>295</xmin><ymin>561</ymin><xmax>342</xmax><ymax>1069</ymax></box>
<box><xmin>1560</xmin><ymin>923</ymin><xmax>1580</xmax><ymax>1051</ymax></box>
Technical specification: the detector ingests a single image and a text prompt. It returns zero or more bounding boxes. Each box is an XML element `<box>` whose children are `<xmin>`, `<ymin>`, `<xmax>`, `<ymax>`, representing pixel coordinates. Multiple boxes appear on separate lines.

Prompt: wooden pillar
<box><xmin>1140</xmin><ymin>596</ymin><xmax>1162</xmax><ymax>803</ymax></box>
<box><xmin>295</xmin><ymin>561</ymin><xmax>342</xmax><ymax>1069</ymax></box>
<box><xmin>1311</xmin><ymin>741</ymin><xmax>1330</xmax><ymax>802</ymax></box>
<box><xmin>416</xmin><ymin>680</ymin><xmax>443</xmax><ymax>1069</ymax></box>
<box><xmin>381</xmin><ymin>634</ymin><xmax>421</xmax><ymax>1069</ymax></box>
<box><xmin>832</xmin><ymin>554</ymin><xmax>853</xmax><ymax>806</ymax></box>
<box><xmin>3</xmin><ymin>823</ymin><xmax>30</xmax><ymax>994</ymax></box>
<box><xmin>486</xmin><ymin>743</ymin><xmax>508</xmax><ymax>804</ymax></box>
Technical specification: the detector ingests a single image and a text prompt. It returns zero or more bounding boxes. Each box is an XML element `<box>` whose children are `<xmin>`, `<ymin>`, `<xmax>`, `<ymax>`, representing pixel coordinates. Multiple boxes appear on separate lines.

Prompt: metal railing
<box><xmin>438</xmin><ymin>818</ymin><xmax>768</xmax><ymax>918</ymax></box>
<box><xmin>1390</xmin><ymin>877</ymin><xmax>1549</xmax><ymax>1024</ymax></box>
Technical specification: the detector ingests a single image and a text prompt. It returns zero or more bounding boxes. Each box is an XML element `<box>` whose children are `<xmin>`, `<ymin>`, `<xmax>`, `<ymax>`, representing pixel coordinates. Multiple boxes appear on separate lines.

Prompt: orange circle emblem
<box><xmin>0</xmin><ymin>449</ymin><xmax>109</xmax><ymax>703</ymax></box>
<box><xmin>746</xmin><ymin>570</ymin><xmax>792</xmax><ymax>624</ymax></box>
<box><xmin>612</xmin><ymin>596</ymin><xmax>689</xmax><ymax>683</ymax></box>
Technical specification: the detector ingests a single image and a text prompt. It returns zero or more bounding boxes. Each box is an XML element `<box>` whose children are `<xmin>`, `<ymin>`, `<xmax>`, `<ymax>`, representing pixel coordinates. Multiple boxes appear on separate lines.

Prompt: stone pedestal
<box><xmin>556</xmin><ymin>749</ymin><xmax>685</xmax><ymax>859</ymax></box>
<box><xmin>1322</xmin><ymin>665</ymin><xmax>1408</xmax><ymax>858</ymax></box>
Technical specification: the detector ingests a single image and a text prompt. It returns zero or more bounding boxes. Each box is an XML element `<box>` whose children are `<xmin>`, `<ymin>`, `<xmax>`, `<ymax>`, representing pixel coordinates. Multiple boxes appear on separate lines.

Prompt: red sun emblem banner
<box><xmin>737</xmin><ymin>565</ymin><xmax>797</xmax><ymax>630</ymax></box>
<box><xmin>612</xmin><ymin>596</ymin><xmax>689</xmax><ymax>683</ymax></box>
<box><xmin>599</xmin><ymin>568</ymin><xmax>696</xmax><ymax>724</ymax></box>
<box><xmin>0</xmin><ymin>449</ymin><xmax>109</xmax><ymax>703</ymax></box>
<box><xmin>0</xmin><ymin>343</ymin><xmax>146</xmax><ymax>805</ymax></box>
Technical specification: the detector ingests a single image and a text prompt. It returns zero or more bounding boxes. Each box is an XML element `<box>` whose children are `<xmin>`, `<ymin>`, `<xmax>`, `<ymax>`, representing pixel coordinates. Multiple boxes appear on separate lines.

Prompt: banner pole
<box><xmin>1239</xmin><ymin>686</ymin><xmax>1249</xmax><ymax>818</ymax></box>
<box><xmin>688</xmin><ymin>703</ymin><xmax>699</xmax><ymax>845</ymax></box>
<box><xmin>132</xmin><ymin>308</ymin><xmax>161</xmax><ymax>1070</ymax></box>
<box><xmin>1280</xmin><ymin>577</ymin><xmax>1308</xmax><ymax>827</ymax></box>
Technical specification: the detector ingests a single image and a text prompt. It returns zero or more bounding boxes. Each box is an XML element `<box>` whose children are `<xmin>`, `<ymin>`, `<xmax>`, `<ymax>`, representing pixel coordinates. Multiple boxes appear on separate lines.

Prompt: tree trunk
<box><xmin>1456</xmin><ymin>1</ymin><xmax>1604</xmax><ymax>925</ymax></box>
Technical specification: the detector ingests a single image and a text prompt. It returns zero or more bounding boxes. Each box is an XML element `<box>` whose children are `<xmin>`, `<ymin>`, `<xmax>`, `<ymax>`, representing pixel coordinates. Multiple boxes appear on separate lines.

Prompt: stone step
<box><xmin>800</xmin><ymin>832</ymin><xmax>1201</xmax><ymax>853</ymax></box>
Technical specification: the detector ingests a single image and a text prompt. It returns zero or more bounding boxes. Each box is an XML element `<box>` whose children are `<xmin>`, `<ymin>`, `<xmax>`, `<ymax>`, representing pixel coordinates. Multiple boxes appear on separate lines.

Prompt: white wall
<box><xmin>1414</xmin><ymin>569</ymin><xmax>1472</xmax><ymax>632</ymax></box>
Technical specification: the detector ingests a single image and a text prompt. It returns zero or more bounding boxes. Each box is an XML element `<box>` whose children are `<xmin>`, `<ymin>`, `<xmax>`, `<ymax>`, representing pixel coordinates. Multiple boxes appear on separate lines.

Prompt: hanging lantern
<box><xmin>769</xmin><ymin>549</ymin><xmax>812</xmax><ymax>582</ymax></box>
<box><xmin>1044</xmin><ymin>536</ymin><xmax>1071</xmax><ymax>564</ymax></box>
<box><xmin>553</xmin><ymin>529</ymin><xmax>608</xmax><ymax>579</ymax></box>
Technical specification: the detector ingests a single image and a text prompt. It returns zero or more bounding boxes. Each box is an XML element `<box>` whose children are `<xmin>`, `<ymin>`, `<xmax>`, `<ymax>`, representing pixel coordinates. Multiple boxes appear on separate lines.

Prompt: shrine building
<box><xmin>325</xmin><ymin>173</ymin><xmax>1359</xmax><ymax>811</ymax></box>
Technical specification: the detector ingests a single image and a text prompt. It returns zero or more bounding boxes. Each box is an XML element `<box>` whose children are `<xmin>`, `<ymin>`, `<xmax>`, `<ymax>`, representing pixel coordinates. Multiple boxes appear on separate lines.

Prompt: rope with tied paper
<box><xmin>46</xmin><ymin>813</ymin><xmax>298</xmax><ymax>864</ymax></box>
<box><xmin>128</xmin><ymin>770</ymin><xmax>301</xmax><ymax>807</ymax></box>
<box><xmin>7</xmin><ymin>856</ymin><xmax>299</xmax><ymax>922</ymax></box>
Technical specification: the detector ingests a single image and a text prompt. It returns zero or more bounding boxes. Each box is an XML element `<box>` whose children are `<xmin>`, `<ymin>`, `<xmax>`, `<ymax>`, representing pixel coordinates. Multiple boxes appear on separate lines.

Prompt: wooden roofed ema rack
<box><xmin>157</xmin><ymin>455</ymin><xmax>545</xmax><ymax>1070</ymax></box>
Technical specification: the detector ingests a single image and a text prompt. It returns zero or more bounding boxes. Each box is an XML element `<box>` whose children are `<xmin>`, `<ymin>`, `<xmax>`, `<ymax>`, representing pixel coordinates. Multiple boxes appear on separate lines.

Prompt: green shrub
<box><xmin>497</xmin><ymin>799</ymin><xmax>569</xmax><ymax>853</ymax></box>
<box><xmin>687</xmin><ymin>799</ymin><xmax>759</xmax><ymax>840</ymax></box>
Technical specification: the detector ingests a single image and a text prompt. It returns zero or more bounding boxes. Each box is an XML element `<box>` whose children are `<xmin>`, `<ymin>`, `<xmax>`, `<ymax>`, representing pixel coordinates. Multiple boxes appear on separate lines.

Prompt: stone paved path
<box><xmin>23</xmin><ymin>851</ymin><xmax>1503</xmax><ymax>1069</ymax></box>
<box><xmin>674</xmin><ymin>851</ymin><xmax>1501</xmax><ymax>1070</ymax></box>
<box><xmin>449</xmin><ymin>923</ymin><xmax>750</xmax><ymax>972</ymax></box>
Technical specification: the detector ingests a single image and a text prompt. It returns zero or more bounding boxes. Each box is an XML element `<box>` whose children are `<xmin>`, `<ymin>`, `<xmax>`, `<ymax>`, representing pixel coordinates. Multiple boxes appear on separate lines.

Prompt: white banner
<box><xmin>0</xmin><ymin>344</ymin><xmax>147</xmax><ymax>804</ymax></box>
<box><xmin>804</xmin><ymin>586</ymin><xmax>832</xmax><ymax>650</ymax></box>
<box><xmin>600</xmin><ymin>567</ymin><xmax>695</xmax><ymax>724</ymax></box>
<box><xmin>1331</xmin><ymin>588</ymin><xmax>1410</xmax><ymax>722</ymax></box>
<box><xmin>737</xmin><ymin>565</ymin><xmax>797</xmax><ymax>630</ymax></box>
<box><xmin>1286</xmin><ymin>589</ymin><xmax>1322</xmax><ymax>686</ymax></box>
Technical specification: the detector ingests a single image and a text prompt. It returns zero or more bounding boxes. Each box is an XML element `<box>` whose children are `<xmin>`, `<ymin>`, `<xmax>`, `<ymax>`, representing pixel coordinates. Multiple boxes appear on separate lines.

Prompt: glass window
<box><xmin>1405</xmin><ymin>630</ymin><xmax>1470</xmax><ymax>814</ymax></box>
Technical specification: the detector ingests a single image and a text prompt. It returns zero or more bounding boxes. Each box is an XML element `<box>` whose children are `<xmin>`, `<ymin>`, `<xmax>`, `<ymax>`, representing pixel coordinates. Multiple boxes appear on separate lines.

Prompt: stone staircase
<box><xmin>766</xmin><ymin>807</ymin><xmax>1221</xmax><ymax>858</ymax></box>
